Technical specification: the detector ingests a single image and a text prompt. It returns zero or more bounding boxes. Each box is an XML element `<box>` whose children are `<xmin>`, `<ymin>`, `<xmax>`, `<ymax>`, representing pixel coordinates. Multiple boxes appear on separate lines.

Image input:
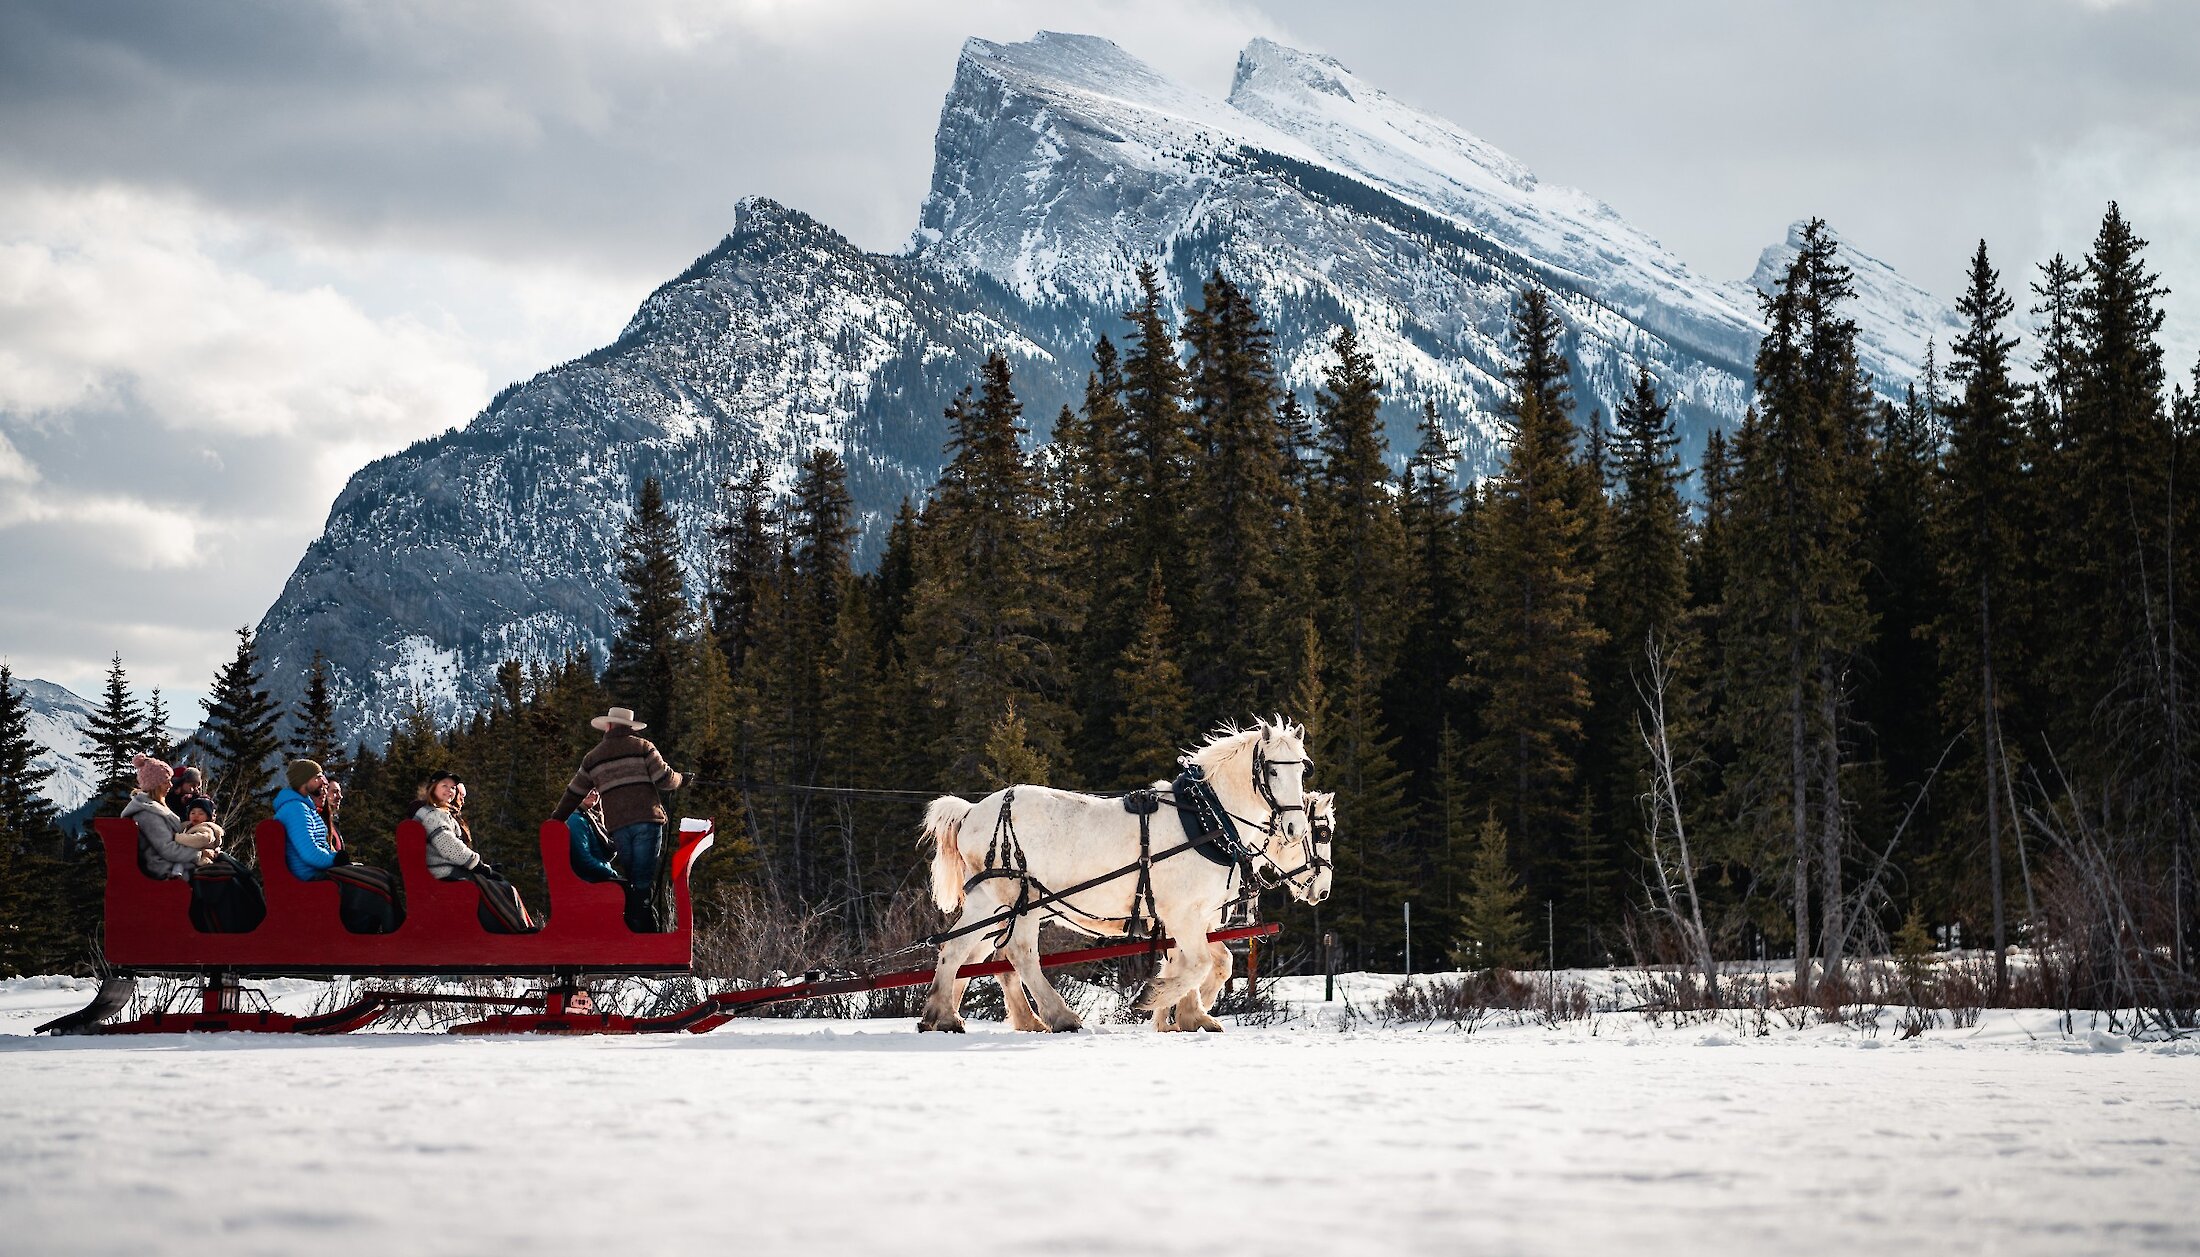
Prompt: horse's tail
<box><xmin>921</xmin><ymin>796</ymin><xmax>976</xmax><ymax>913</ymax></box>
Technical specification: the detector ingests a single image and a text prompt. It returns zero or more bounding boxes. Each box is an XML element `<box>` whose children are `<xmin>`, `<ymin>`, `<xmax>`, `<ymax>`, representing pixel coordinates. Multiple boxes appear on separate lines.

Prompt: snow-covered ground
<box><xmin>3</xmin><ymin>974</ymin><xmax>2195</xmax><ymax>1257</ymax></box>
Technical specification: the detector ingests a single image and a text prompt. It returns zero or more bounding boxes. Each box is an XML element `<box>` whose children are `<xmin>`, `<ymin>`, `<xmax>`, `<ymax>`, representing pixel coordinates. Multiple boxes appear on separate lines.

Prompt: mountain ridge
<box><xmin>247</xmin><ymin>30</ymin><xmax>1959</xmax><ymax>742</ymax></box>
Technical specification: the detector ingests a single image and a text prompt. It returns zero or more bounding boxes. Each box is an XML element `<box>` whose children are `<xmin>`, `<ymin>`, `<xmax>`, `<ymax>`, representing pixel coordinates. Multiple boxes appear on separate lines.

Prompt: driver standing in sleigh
<box><xmin>552</xmin><ymin>706</ymin><xmax>683</xmax><ymax>932</ymax></box>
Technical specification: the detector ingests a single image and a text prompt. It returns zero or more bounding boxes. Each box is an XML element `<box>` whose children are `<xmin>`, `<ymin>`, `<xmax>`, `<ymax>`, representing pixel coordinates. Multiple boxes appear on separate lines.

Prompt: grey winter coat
<box><xmin>416</xmin><ymin>805</ymin><xmax>481</xmax><ymax>880</ymax></box>
<box><xmin>123</xmin><ymin>792</ymin><xmax>195</xmax><ymax>880</ymax></box>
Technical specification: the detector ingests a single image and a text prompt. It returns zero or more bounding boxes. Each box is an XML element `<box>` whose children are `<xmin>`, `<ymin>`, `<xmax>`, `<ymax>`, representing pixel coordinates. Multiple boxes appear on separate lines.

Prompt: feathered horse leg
<box><xmin>998</xmin><ymin>955</ymin><xmax>1049</xmax><ymax>1032</ymax></box>
<box><xmin>1002</xmin><ymin>910</ymin><xmax>1083</xmax><ymax>1032</ymax></box>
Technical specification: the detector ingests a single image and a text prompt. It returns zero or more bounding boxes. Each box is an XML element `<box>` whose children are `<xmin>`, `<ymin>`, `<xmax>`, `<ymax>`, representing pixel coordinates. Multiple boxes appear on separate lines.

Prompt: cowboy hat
<box><xmin>590</xmin><ymin>706</ymin><xmax>647</xmax><ymax>732</ymax></box>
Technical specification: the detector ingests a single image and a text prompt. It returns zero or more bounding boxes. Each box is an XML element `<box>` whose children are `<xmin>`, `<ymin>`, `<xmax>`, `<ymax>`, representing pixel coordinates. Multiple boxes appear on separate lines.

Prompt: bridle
<box><xmin>1243</xmin><ymin>735</ymin><xmax>1317</xmax><ymax>892</ymax></box>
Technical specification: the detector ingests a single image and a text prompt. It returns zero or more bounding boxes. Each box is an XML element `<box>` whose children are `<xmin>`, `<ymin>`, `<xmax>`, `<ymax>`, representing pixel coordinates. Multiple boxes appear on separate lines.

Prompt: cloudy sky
<box><xmin>2</xmin><ymin>0</ymin><xmax>2195</xmax><ymax>713</ymax></box>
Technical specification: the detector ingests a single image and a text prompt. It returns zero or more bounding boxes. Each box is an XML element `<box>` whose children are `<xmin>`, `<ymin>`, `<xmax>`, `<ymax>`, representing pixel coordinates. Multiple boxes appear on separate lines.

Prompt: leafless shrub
<box><xmin>1939</xmin><ymin>956</ymin><xmax>1989</xmax><ymax>1028</ymax></box>
<box><xmin>1895</xmin><ymin>1004</ymin><xmax>1939</xmax><ymax>1039</ymax></box>
<box><xmin>2018</xmin><ymin>759</ymin><xmax>2200</xmax><ymax>1035</ymax></box>
<box><xmin>1537</xmin><ymin>977</ymin><xmax>1593</xmax><ymax>1025</ymax></box>
<box><xmin>1379</xmin><ymin>969</ymin><xmax>1538</xmax><ymax>1030</ymax></box>
<box><xmin>692</xmin><ymin>884</ymin><xmax>848</xmax><ymax>986</ymax></box>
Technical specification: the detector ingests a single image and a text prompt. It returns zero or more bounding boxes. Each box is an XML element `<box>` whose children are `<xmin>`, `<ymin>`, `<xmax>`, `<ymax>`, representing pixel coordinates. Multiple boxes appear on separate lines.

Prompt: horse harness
<box><xmin>941</xmin><ymin>754</ymin><xmax>1312</xmax><ymax>950</ymax></box>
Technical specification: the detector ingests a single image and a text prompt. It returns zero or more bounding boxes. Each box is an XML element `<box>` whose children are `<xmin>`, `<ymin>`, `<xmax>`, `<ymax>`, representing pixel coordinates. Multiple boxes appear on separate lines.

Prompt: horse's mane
<box><xmin>1180</xmin><ymin>716</ymin><xmax>1307</xmax><ymax>775</ymax></box>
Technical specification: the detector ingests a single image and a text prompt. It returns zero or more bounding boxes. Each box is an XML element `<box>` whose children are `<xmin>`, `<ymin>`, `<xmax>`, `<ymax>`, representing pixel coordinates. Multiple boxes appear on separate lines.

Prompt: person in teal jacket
<box><xmin>273</xmin><ymin>759</ymin><xmax>340</xmax><ymax>881</ymax></box>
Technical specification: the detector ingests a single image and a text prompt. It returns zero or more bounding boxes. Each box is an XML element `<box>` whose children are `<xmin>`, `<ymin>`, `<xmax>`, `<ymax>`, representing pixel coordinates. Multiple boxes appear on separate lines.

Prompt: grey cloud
<box><xmin>3</xmin><ymin>0</ymin><xmax>2196</xmax><ymax>707</ymax></box>
<box><xmin>0</xmin><ymin>1</ymin><xmax>1272</xmax><ymax>272</ymax></box>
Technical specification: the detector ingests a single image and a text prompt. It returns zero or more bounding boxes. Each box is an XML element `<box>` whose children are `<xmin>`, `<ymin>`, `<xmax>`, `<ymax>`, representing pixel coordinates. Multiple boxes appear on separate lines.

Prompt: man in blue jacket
<box><xmin>274</xmin><ymin>758</ymin><xmax>403</xmax><ymax>932</ymax></box>
<box><xmin>273</xmin><ymin>760</ymin><xmax>339</xmax><ymax>881</ymax></box>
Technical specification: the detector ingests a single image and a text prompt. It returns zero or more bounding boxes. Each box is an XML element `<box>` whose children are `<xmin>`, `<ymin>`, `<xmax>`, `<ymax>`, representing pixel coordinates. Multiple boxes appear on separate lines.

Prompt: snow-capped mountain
<box><xmin>252</xmin><ymin>199</ymin><xmax>1083</xmax><ymax>741</ymax></box>
<box><xmin>251</xmin><ymin>31</ymin><xmax>1959</xmax><ymax>740</ymax></box>
<box><xmin>13</xmin><ymin>677</ymin><xmax>188</xmax><ymax>812</ymax></box>
<box><xmin>1735</xmin><ymin>220</ymin><xmax>1967</xmax><ymax>387</ymax></box>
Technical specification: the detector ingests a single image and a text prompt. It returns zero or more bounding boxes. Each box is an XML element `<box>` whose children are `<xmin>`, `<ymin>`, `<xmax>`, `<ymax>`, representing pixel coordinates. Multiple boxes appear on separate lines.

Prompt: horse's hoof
<box><xmin>944</xmin><ymin>1022</ymin><xmax>966</xmax><ymax>1034</ymax></box>
<box><xmin>1199</xmin><ymin>1022</ymin><xmax>1224</xmax><ymax>1033</ymax></box>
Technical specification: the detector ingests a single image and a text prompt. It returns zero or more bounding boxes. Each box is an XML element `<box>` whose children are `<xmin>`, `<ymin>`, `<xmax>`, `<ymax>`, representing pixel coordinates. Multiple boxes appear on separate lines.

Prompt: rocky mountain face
<box><xmin>253</xmin><ymin>30</ymin><xmax>1958</xmax><ymax>741</ymax></box>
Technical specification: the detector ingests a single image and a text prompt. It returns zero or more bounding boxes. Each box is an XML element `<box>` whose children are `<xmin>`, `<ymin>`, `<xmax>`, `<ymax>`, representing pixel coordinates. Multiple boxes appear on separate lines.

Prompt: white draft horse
<box><xmin>917</xmin><ymin>719</ymin><xmax>1328</xmax><ymax>1033</ymax></box>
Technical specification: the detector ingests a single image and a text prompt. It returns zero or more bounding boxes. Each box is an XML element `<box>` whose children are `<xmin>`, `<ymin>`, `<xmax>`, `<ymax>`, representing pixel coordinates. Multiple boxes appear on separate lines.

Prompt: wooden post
<box><xmin>1322</xmin><ymin>930</ymin><xmax>1336</xmax><ymax>1002</ymax></box>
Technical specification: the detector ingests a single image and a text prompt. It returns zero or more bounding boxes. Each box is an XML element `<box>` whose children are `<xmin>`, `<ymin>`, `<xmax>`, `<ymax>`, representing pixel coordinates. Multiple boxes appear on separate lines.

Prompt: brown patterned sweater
<box><xmin>551</xmin><ymin>729</ymin><xmax>683</xmax><ymax>832</ymax></box>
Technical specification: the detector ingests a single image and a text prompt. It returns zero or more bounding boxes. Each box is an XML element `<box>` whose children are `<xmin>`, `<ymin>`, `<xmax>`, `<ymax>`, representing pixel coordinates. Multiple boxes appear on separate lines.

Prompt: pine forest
<box><xmin>4</xmin><ymin>210</ymin><xmax>2197</xmax><ymax>1019</ymax></box>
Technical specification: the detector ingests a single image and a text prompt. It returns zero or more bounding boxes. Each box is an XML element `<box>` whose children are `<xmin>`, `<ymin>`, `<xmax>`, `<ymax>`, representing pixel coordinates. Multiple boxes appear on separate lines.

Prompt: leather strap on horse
<box><xmin>925</xmin><ymin>821</ymin><xmax>1240</xmax><ymax>951</ymax></box>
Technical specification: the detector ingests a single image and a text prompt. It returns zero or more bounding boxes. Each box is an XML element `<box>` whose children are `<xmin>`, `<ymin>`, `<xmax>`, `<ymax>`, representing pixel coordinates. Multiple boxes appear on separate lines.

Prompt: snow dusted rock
<box><xmin>252</xmin><ymin>31</ymin><xmax>1959</xmax><ymax>739</ymax></box>
<box><xmin>1735</xmin><ymin>219</ymin><xmax>1967</xmax><ymax>390</ymax></box>
<box><xmin>917</xmin><ymin>32</ymin><xmax>1760</xmax><ymax>472</ymax></box>
<box><xmin>253</xmin><ymin>198</ymin><xmax>1078</xmax><ymax>736</ymax></box>
<box><xmin>12</xmin><ymin>677</ymin><xmax>187</xmax><ymax>812</ymax></box>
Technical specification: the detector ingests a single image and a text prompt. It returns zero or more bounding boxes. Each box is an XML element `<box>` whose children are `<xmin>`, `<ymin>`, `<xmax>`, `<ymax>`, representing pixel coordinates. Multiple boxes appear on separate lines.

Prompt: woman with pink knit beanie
<box><xmin>123</xmin><ymin>753</ymin><xmax>200</xmax><ymax>881</ymax></box>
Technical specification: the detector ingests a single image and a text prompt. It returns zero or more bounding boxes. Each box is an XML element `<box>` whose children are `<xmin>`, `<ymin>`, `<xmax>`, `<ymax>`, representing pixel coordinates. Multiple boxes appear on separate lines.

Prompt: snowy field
<box><xmin>3</xmin><ymin>975</ymin><xmax>2196</xmax><ymax>1257</ymax></box>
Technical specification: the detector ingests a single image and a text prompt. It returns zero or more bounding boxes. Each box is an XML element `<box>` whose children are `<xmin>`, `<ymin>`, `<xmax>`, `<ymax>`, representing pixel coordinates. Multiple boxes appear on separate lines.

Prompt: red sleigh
<box><xmin>41</xmin><ymin>816</ymin><xmax>712</xmax><ymax>1033</ymax></box>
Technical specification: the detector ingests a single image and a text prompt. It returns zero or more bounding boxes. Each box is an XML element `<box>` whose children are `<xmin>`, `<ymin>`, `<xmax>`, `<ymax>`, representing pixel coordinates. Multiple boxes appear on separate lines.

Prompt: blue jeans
<box><xmin>565</xmin><ymin>813</ymin><xmax>622</xmax><ymax>884</ymax></box>
<box><xmin>610</xmin><ymin>820</ymin><xmax>666</xmax><ymax>932</ymax></box>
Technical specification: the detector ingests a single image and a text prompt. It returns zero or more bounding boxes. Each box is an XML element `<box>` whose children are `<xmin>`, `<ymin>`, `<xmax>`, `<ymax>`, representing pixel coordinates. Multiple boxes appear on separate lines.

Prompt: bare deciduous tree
<box><xmin>1636</xmin><ymin>634</ymin><xmax>1718</xmax><ymax>1007</ymax></box>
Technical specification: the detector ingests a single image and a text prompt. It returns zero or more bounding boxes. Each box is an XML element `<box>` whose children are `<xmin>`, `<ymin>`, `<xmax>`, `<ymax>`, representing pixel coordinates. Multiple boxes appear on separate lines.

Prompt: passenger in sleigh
<box><xmin>124</xmin><ymin>754</ymin><xmax>205</xmax><ymax>880</ymax></box>
<box><xmin>414</xmin><ymin>771</ymin><xmax>538</xmax><ymax>934</ymax></box>
<box><xmin>563</xmin><ymin>789</ymin><xmax>624</xmax><ymax>885</ymax></box>
<box><xmin>123</xmin><ymin>754</ymin><xmax>264</xmax><ymax>931</ymax></box>
<box><xmin>277</xmin><ymin>759</ymin><xmax>406</xmax><ymax>934</ymax></box>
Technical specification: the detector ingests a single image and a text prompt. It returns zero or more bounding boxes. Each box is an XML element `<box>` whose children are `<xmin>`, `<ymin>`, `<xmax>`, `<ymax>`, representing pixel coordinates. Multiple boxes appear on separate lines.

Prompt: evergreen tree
<box><xmin>607</xmin><ymin>476</ymin><xmax>693</xmax><ymax>734</ymax></box>
<box><xmin>142</xmin><ymin>689</ymin><xmax>175</xmax><ymax>762</ymax></box>
<box><xmin>1114</xmin><ymin>564</ymin><xmax>1194</xmax><ymax>783</ymax></box>
<box><xmin>77</xmin><ymin>654</ymin><xmax>144</xmax><ymax>817</ymax></box>
<box><xmin>1934</xmin><ymin>240</ymin><xmax>2027</xmax><ymax>998</ymax></box>
<box><xmin>289</xmin><ymin>651</ymin><xmax>348</xmax><ymax>777</ymax></box>
<box><xmin>0</xmin><ymin>664</ymin><xmax>58</xmax><ymax>844</ymax></box>
<box><xmin>2058</xmin><ymin>205</ymin><xmax>2192</xmax><ymax>971</ymax></box>
<box><xmin>1451</xmin><ymin>810</ymin><xmax>1530</xmax><ymax>971</ymax></box>
<box><xmin>816</xmin><ymin>579</ymin><xmax>891</xmax><ymax>915</ymax></box>
<box><xmin>1053</xmin><ymin>337</ymin><xmax>1139</xmax><ymax>777</ymax></box>
<box><xmin>2029</xmin><ymin>252</ymin><xmax>2085</xmax><ymax>437</ymax></box>
<box><xmin>1588</xmin><ymin>364</ymin><xmax>1689</xmax><ymax>917</ymax></box>
<box><xmin>1720</xmin><ymin>220</ymin><xmax>1875</xmax><ymax>996</ymax></box>
<box><xmin>1861</xmin><ymin>372</ymin><xmax>1944</xmax><ymax>876</ymax></box>
<box><xmin>670</xmin><ymin>625</ymin><xmax>754</xmax><ymax>893</ymax></box>
<box><xmin>871</xmin><ymin>498</ymin><xmax>922</xmax><ymax>661</ymax></box>
<box><xmin>1311</xmin><ymin>325</ymin><xmax>1411</xmax><ymax>682</ymax></box>
<box><xmin>1602</xmin><ymin>365</ymin><xmax>1690</xmax><ymax>669</ymax></box>
<box><xmin>791</xmin><ymin>448</ymin><xmax>857</xmax><ymax>635</ymax></box>
<box><xmin>0</xmin><ymin>663</ymin><xmax>63</xmax><ymax>975</ymax></box>
<box><xmin>979</xmin><ymin>697</ymin><xmax>1050</xmax><ymax>791</ymax></box>
<box><xmin>200</xmin><ymin>628</ymin><xmax>283</xmax><ymax>830</ymax></box>
<box><xmin>1390</xmin><ymin>400</ymin><xmax>1467</xmax><ymax>791</ymax></box>
<box><xmin>1119</xmin><ymin>264</ymin><xmax>1197</xmax><ymax>595</ymax></box>
<box><xmin>1284</xmin><ymin>613</ymin><xmax>1330</xmax><ymax>767</ymax></box>
<box><xmin>2051</xmin><ymin>205</ymin><xmax>2176</xmax><ymax>766</ymax></box>
<box><xmin>1462</xmin><ymin>289</ymin><xmax>1603</xmax><ymax>900</ymax></box>
<box><xmin>906</xmin><ymin>357</ymin><xmax>1071</xmax><ymax>783</ymax></box>
<box><xmin>708</xmin><ymin>463</ymin><xmax>781</xmax><ymax>675</ymax></box>
<box><xmin>1322</xmin><ymin>646</ymin><xmax>1414</xmax><ymax>965</ymax></box>
<box><xmin>1181</xmin><ymin>269</ymin><xmax>1294</xmax><ymax>720</ymax></box>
